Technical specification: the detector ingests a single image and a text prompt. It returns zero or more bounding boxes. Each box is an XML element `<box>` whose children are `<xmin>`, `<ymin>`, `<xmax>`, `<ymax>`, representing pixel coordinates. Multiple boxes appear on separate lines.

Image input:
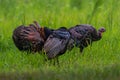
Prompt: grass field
<box><xmin>0</xmin><ymin>0</ymin><xmax>120</xmax><ymax>80</ymax></box>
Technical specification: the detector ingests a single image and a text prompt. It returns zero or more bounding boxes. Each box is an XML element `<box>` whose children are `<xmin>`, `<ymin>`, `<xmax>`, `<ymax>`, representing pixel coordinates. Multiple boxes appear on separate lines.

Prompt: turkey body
<box><xmin>43</xmin><ymin>27</ymin><xmax>71</xmax><ymax>64</ymax></box>
<box><xmin>68</xmin><ymin>24</ymin><xmax>106</xmax><ymax>53</ymax></box>
<box><xmin>12</xmin><ymin>22</ymin><xmax>53</xmax><ymax>53</ymax></box>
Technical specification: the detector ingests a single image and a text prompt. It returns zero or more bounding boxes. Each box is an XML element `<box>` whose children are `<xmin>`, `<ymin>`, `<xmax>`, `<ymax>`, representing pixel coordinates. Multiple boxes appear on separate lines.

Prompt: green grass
<box><xmin>0</xmin><ymin>0</ymin><xmax>120</xmax><ymax>80</ymax></box>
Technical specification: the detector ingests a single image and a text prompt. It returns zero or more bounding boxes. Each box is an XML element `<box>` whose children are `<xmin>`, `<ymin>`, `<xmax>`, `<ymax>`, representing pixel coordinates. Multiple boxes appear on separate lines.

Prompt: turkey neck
<box><xmin>92</xmin><ymin>30</ymin><xmax>102</xmax><ymax>41</ymax></box>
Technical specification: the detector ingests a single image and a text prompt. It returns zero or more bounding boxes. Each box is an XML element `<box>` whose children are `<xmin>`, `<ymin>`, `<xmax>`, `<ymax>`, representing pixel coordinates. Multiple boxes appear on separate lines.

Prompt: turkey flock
<box><xmin>12</xmin><ymin>21</ymin><xmax>106</xmax><ymax>65</ymax></box>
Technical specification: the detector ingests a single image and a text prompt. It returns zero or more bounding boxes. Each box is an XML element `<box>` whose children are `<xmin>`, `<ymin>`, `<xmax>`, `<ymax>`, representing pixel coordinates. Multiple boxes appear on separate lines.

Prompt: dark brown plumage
<box><xmin>43</xmin><ymin>27</ymin><xmax>70</xmax><ymax>65</ymax></box>
<box><xmin>68</xmin><ymin>24</ymin><xmax>106</xmax><ymax>53</ymax></box>
<box><xmin>12</xmin><ymin>21</ymin><xmax>53</xmax><ymax>53</ymax></box>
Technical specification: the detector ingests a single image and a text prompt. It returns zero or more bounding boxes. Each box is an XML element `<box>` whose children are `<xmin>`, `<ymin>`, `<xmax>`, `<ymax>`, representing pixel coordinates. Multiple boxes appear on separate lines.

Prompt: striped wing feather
<box><xmin>44</xmin><ymin>35</ymin><xmax>66</xmax><ymax>59</ymax></box>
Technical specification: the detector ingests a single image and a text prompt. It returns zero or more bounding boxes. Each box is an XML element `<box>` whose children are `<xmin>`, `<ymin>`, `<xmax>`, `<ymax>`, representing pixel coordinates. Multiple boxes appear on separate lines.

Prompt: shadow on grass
<box><xmin>0</xmin><ymin>64</ymin><xmax>120</xmax><ymax>80</ymax></box>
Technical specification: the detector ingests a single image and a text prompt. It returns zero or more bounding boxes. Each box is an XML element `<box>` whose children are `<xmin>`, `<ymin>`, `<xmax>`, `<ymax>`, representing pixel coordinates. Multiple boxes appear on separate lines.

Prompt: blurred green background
<box><xmin>0</xmin><ymin>0</ymin><xmax>120</xmax><ymax>80</ymax></box>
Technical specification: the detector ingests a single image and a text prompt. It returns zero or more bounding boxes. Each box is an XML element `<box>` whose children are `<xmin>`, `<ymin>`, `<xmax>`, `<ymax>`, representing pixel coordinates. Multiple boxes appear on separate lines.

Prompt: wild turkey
<box><xmin>68</xmin><ymin>24</ymin><xmax>106</xmax><ymax>53</ymax></box>
<box><xmin>12</xmin><ymin>21</ymin><xmax>53</xmax><ymax>53</ymax></box>
<box><xmin>43</xmin><ymin>27</ymin><xmax>71</xmax><ymax>65</ymax></box>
